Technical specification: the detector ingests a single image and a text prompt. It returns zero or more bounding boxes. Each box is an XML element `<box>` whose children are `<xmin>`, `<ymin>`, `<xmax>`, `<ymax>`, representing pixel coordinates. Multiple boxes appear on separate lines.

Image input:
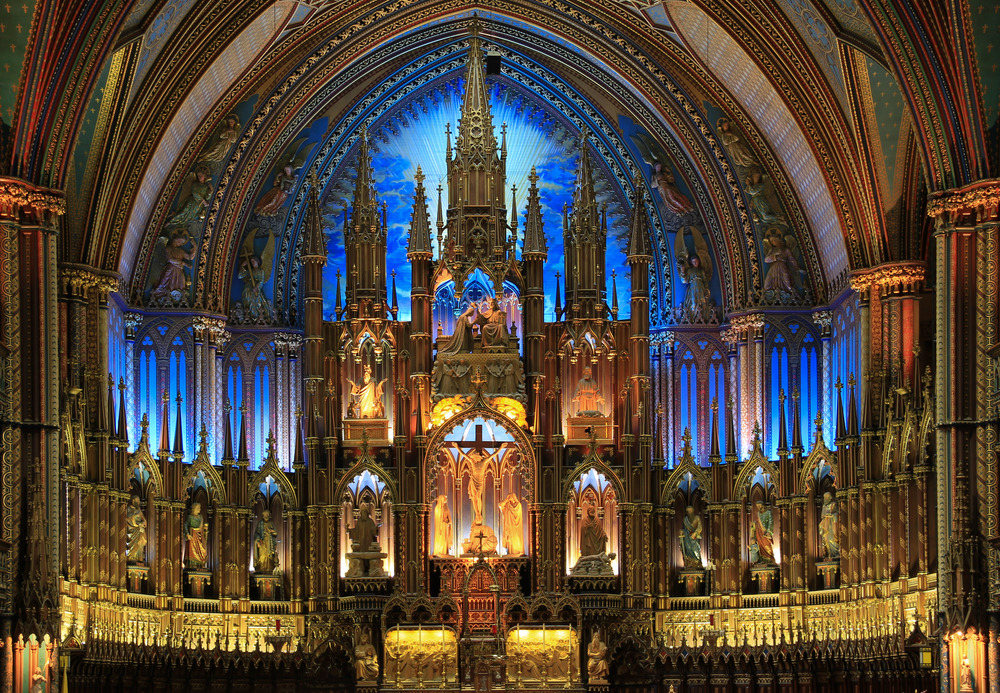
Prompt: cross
<box><xmin>464</xmin><ymin>424</ymin><xmax>494</xmax><ymax>455</ymax></box>
<box><xmin>471</xmin><ymin>367</ymin><xmax>487</xmax><ymax>392</ymax></box>
<box><xmin>475</xmin><ymin>529</ymin><xmax>489</xmax><ymax>556</ymax></box>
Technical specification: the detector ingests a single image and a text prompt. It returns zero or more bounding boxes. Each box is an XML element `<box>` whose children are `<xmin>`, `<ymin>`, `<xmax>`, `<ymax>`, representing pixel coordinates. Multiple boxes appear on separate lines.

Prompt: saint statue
<box><xmin>652</xmin><ymin>162</ymin><xmax>694</xmax><ymax>215</ymax></box>
<box><xmin>477</xmin><ymin>297</ymin><xmax>510</xmax><ymax>349</ymax></box>
<box><xmin>818</xmin><ymin>491</ymin><xmax>840</xmax><ymax>559</ymax></box>
<box><xmin>151</xmin><ymin>229</ymin><xmax>194</xmax><ymax>302</ymax></box>
<box><xmin>749</xmin><ymin>500</ymin><xmax>774</xmax><ymax>565</ymax></box>
<box><xmin>234</xmin><ymin>229</ymin><xmax>276</xmax><ymax>324</ymax></box>
<box><xmin>347</xmin><ymin>363</ymin><xmax>386</xmax><ymax>418</ymax></box>
<box><xmin>185</xmin><ymin>502</ymin><xmax>209</xmax><ymax>569</ymax></box>
<box><xmin>580</xmin><ymin>503</ymin><xmax>608</xmax><ymax>558</ymax></box>
<box><xmin>125</xmin><ymin>494</ymin><xmax>147</xmax><ymax>563</ymax></box>
<box><xmin>680</xmin><ymin>505</ymin><xmax>702</xmax><ymax>568</ymax></box>
<box><xmin>432</xmin><ymin>495</ymin><xmax>453</xmax><ymax>556</ymax></box>
<box><xmin>762</xmin><ymin>230</ymin><xmax>802</xmax><ymax>299</ymax></box>
<box><xmin>586</xmin><ymin>631</ymin><xmax>609</xmax><ymax>684</ymax></box>
<box><xmin>354</xmin><ymin>630</ymin><xmax>379</xmax><ymax>681</ymax></box>
<box><xmin>961</xmin><ymin>656</ymin><xmax>973</xmax><ymax>691</ymax></box>
<box><xmin>438</xmin><ymin>304</ymin><xmax>477</xmax><ymax>355</ymax></box>
<box><xmin>717</xmin><ymin>117</ymin><xmax>756</xmax><ymax>168</ymax></box>
<box><xmin>500</xmin><ymin>493</ymin><xmax>524</xmax><ymax>557</ymax></box>
<box><xmin>675</xmin><ymin>226</ymin><xmax>716</xmax><ymax>323</ymax></box>
<box><xmin>255</xmin><ymin>161</ymin><xmax>300</xmax><ymax>217</ymax></box>
<box><xmin>167</xmin><ymin>164</ymin><xmax>213</xmax><ymax>227</ymax></box>
<box><xmin>571</xmin><ymin>365</ymin><xmax>605</xmax><ymax>416</ymax></box>
<box><xmin>349</xmin><ymin>503</ymin><xmax>380</xmax><ymax>552</ymax></box>
<box><xmin>200</xmin><ymin>113</ymin><xmax>240</xmax><ymax>163</ymax></box>
<box><xmin>253</xmin><ymin>510</ymin><xmax>279</xmax><ymax>574</ymax></box>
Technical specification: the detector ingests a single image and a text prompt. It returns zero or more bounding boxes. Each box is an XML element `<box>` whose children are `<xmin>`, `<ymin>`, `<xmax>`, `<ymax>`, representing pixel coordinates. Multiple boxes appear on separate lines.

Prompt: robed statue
<box><xmin>185</xmin><ymin>502</ymin><xmax>209</xmax><ymax>569</ymax></box>
<box><xmin>500</xmin><ymin>493</ymin><xmax>524</xmax><ymax>557</ymax></box>
<box><xmin>439</xmin><ymin>304</ymin><xmax>477</xmax><ymax>355</ymax></box>
<box><xmin>749</xmin><ymin>500</ymin><xmax>775</xmax><ymax>565</ymax></box>
<box><xmin>675</xmin><ymin>226</ymin><xmax>716</xmax><ymax>323</ymax></box>
<box><xmin>354</xmin><ymin>629</ymin><xmax>379</xmax><ymax>681</ymax></box>
<box><xmin>818</xmin><ymin>491</ymin><xmax>840</xmax><ymax>558</ymax></box>
<box><xmin>572</xmin><ymin>365</ymin><xmax>605</xmax><ymax>417</ymax></box>
<box><xmin>125</xmin><ymin>494</ymin><xmax>147</xmax><ymax>563</ymax></box>
<box><xmin>253</xmin><ymin>510</ymin><xmax>279</xmax><ymax>574</ymax></box>
<box><xmin>432</xmin><ymin>495</ymin><xmax>453</xmax><ymax>557</ymax></box>
<box><xmin>586</xmin><ymin>631</ymin><xmax>609</xmax><ymax>684</ymax></box>
<box><xmin>476</xmin><ymin>297</ymin><xmax>510</xmax><ymax>349</ymax></box>
<box><xmin>680</xmin><ymin>505</ymin><xmax>702</xmax><ymax>568</ymax></box>
<box><xmin>347</xmin><ymin>363</ymin><xmax>386</xmax><ymax>418</ymax></box>
<box><xmin>572</xmin><ymin>502</ymin><xmax>615</xmax><ymax>575</ymax></box>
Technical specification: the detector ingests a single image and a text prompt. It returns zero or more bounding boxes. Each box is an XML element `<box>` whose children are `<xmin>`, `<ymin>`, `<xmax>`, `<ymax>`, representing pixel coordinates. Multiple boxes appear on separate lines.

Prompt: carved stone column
<box><xmin>928</xmin><ymin>180</ymin><xmax>1000</xmax><ymax>693</ymax></box>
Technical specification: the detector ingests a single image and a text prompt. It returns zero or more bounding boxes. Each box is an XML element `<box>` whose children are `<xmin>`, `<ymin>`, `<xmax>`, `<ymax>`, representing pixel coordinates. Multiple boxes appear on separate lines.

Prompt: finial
<box><xmin>414</xmin><ymin>165</ymin><xmax>424</xmax><ymax>184</ymax></box>
<box><xmin>198</xmin><ymin>424</ymin><xmax>209</xmax><ymax>455</ymax></box>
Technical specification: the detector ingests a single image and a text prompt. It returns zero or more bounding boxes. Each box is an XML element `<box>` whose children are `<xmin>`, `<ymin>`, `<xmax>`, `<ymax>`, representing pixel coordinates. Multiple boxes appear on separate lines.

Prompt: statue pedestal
<box><xmin>126</xmin><ymin>564</ymin><xmax>149</xmax><ymax>593</ymax></box>
<box><xmin>566</xmin><ymin>416</ymin><xmax>612</xmax><ymax>444</ymax></box>
<box><xmin>253</xmin><ymin>573</ymin><xmax>281</xmax><ymax>600</ymax></box>
<box><xmin>816</xmin><ymin>560</ymin><xmax>839</xmax><ymax>589</ymax></box>
<box><xmin>343</xmin><ymin>418</ymin><xmax>388</xmax><ymax>445</ymax></box>
<box><xmin>750</xmin><ymin>564</ymin><xmax>778</xmax><ymax>593</ymax></box>
<box><xmin>186</xmin><ymin>569</ymin><xmax>212</xmax><ymax>598</ymax></box>
<box><xmin>345</xmin><ymin>549</ymin><xmax>387</xmax><ymax>578</ymax></box>
<box><xmin>461</xmin><ymin>524</ymin><xmax>498</xmax><ymax>556</ymax></box>
<box><xmin>265</xmin><ymin>634</ymin><xmax>291</xmax><ymax>653</ymax></box>
<box><xmin>678</xmin><ymin>568</ymin><xmax>706</xmax><ymax>596</ymax></box>
<box><xmin>432</xmin><ymin>352</ymin><xmax>525</xmax><ymax>402</ymax></box>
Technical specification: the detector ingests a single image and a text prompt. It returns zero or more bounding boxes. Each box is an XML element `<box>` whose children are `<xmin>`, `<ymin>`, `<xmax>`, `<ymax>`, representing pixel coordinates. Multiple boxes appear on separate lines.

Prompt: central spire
<box><xmin>455</xmin><ymin>16</ymin><xmax>498</xmax><ymax>156</ymax></box>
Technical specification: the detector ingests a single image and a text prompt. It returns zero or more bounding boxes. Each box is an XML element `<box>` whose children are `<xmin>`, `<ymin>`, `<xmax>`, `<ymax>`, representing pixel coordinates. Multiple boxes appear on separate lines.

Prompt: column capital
<box><xmin>0</xmin><ymin>176</ymin><xmax>64</xmax><ymax>223</ymax></box>
<box><xmin>58</xmin><ymin>263</ymin><xmax>120</xmax><ymax>300</ymax></box>
<box><xmin>811</xmin><ymin>309</ymin><xmax>833</xmax><ymax>335</ymax></box>
<box><xmin>927</xmin><ymin>178</ymin><xmax>1000</xmax><ymax>226</ymax></box>
<box><xmin>192</xmin><ymin>315</ymin><xmax>228</xmax><ymax>346</ymax></box>
<box><xmin>727</xmin><ymin>312</ymin><xmax>765</xmax><ymax>339</ymax></box>
<box><xmin>848</xmin><ymin>262</ymin><xmax>925</xmax><ymax>297</ymax></box>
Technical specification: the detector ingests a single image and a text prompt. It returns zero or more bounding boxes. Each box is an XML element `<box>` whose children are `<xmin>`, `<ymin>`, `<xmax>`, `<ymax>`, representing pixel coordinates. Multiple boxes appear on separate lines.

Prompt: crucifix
<box><xmin>453</xmin><ymin>424</ymin><xmax>509</xmax><ymax>527</ymax></box>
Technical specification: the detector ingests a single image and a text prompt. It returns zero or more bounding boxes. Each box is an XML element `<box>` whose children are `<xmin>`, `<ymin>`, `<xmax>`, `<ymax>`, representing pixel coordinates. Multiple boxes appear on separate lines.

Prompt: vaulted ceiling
<box><xmin>8</xmin><ymin>0</ymin><xmax>997</xmax><ymax>318</ymax></box>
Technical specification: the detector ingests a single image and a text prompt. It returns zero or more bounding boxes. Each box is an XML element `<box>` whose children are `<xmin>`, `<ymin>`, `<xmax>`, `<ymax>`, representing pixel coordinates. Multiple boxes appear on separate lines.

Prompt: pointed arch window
<box><xmin>253</xmin><ymin>352</ymin><xmax>271</xmax><ymax>469</ymax></box>
<box><xmin>676</xmin><ymin>349</ymin><xmax>696</xmax><ymax>467</ymax></box>
<box><xmin>798</xmin><ymin>333</ymin><xmax>820</xmax><ymax>449</ymax></box>
<box><xmin>767</xmin><ymin>333</ymin><xmax>789</xmax><ymax>458</ymax></box>
<box><xmin>227</xmin><ymin>355</ymin><xmax>244</xmax><ymax>454</ymax></box>
<box><xmin>168</xmin><ymin>336</ymin><xmax>190</xmax><ymax>455</ymax></box>
<box><xmin>137</xmin><ymin>335</ymin><xmax>158</xmax><ymax>444</ymax></box>
<box><xmin>707</xmin><ymin>350</ymin><xmax>727</xmax><ymax>458</ymax></box>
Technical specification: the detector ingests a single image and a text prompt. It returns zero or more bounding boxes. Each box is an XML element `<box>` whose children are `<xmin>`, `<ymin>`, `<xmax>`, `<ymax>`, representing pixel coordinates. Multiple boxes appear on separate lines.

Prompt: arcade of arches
<box><xmin>0</xmin><ymin>0</ymin><xmax>998</xmax><ymax>691</ymax></box>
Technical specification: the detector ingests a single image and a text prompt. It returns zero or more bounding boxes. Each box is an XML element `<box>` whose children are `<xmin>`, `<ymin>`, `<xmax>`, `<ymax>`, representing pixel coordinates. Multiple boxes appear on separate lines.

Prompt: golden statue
<box><xmin>455</xmin><ymin>444</ymin><xmax>505</xmax><ymax>554</ymax></box>
<box><xmin>185</xmin><ymin>502</ymin><xmax>209</xmax><ymax>569</ymax></box>
<box><xmin>571</xmin><ymin>365</ymin><xmax>605</xmax><ymax>416</ymax></box>
<box><xmin>354</xmin><ymin>629</ymin><xmax>379</xmax><ymax>681</ymax></box>
<box><xmin>476</xmin><ymin>297</ymin><xmax>510</xmax><ymax>348</ymax></box>
<box><xmin>347</xmin><ymin>363</ymin><xmax>386</xmax><ymax>418</ymax></box>
<box><xmin>432</xmin><ymin>494</ymin><xmax>453</xmax><ymax>556</ymax></box>
<box><xmin>125</xmin><ymin>493</ymin><xmax>147</xmax><ymax>563</ymax></box>
<box><xmin>253</xmin><ymin>510</ymin><xmax>279</xmax><ymax>574</ymax></box>
<box><xmin>500</xmin><ymin>493</ymin><xmax>524</xmax><ymax>556</ymax></box>
<box><xmin>586</xmin><ymin>631</ymin><xmax>609</xmax><ymax>684</ymax></box>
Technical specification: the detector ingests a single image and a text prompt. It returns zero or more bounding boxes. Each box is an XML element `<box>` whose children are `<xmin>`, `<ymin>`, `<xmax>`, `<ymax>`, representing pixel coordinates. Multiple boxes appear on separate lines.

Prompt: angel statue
<box><xmin>674</xmin><ymin>225</ymin><xmax>717</xmax><ymax>324</ymax></box>
<box><xmin>150</xmin><ymin>228</ymin><xmax>194</xmax><ymax>304</ymax></box>
<box><xmin>762</xmin><ymin>227</ymin><xmax>803</xmax><ymax>301</ymax></box>
<box><xmin>167</xmin><ymin>163</ymin><xmax>213</xmax><ymax>229</ymax></box>
<box><xmin>630</xmin><ymin>130</ymin><xmax>695</xmax><ymax>217</ymax></box>
<box><xmin>233</xmin><ymin>228</ymin><xmax>276</xmax><ymax>324</ymax></box>
<box><xmin>255</xmin><ymin>139</ymin><xmax>309</xmax><ymax>217</ymax></box>
<box><xmin>717</xmin><ymin>117</ymin><xmax>756</xmax><ymax>169</ymax></box>
<box><xmin>200</xmin><ymin>113</ymin><xmax>240</xmax><ymax>163</ymax></box>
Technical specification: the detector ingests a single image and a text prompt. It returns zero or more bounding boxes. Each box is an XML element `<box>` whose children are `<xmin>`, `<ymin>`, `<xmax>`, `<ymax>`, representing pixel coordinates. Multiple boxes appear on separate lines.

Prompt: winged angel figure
<box><xmin>255</xmin><ymin>138</ymin><xmax>310</xmax><ymax>218</ymax></box>
<box><xmin>630</xmin><ymin>130</ymin><xmax>695</xmax><ymax>217</ymax></box>
<box><xmin>675</xmin><ymin>225</ymin><xmax>718</xmax><ymax>324</ymax></box>
<box><xmin>762</xmin><ymin>227</ymin><xmax>804</xmax><ymax>302</ymax></box>
<box><xmin>232</xmin><ymin>228</ymin><xmax>277</xmax><ymax>324</ymax></box>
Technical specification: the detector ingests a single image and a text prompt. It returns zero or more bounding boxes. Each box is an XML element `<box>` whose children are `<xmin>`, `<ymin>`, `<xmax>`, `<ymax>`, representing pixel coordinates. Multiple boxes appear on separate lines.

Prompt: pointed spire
<box><xmin>197</xmin><ymin>423</ymin><xmax>209</xmax><ymax>458</ymax></box>
<box><xmin>570</xmin><ymin>131</ymin><xmax>600</xmax><ymax>238</ymax></box>
<box><xmin>610</xmin><ymin>270</ymin><xmax>618</xmax><ymax>317</ymax></box>
<box><xmin>173</xmin><ymin>393</ymin><xmax>184</xmax><ymax>457</ymax></box>
<box><xmin>622</xmin><ymin>384</ymin><xmax>634</xmax><ymax>437</ymax></box>
<box><xmin>435</xmin><ymin>183</ymin><xmax>445</xmax><ymax>256</ymax></box>
<box><xmin>777</xmin><ymin>389</ymin><xmax>788</xmax><ymax>455</ymax></box>
<box><xmin>509</xmin><ymin>184</ymin><xmax>518</xmax><ymax>248</ymax></box>
<box><xmin>725</xmin><ymin>395</ymin><xmax>737</xmax><ymax>461</ymax></box>
<box><xmin>105</xmin><ymin>374</ymin><xmax>116</xmax><ymax>438</ymax></box>
<box><xmin>791</xmin><ymin>390</ymin><xmax>802</xmax><ymax>452</ymax></box>
<box><xmin>847</xmin><ymin>374</ymin><xmax>859</xmax><ymax>436</ymax></box>
<box><xmin>835</xmin><ymin>379</ymin><xmax>846</xmax><ymax>442</ymax></box>
<box><xmin>390</xmin><ymin>269</ymin><xmax>398</xmax><ymax>315</ymax></box>
<box><xmin>522</xmin><ymin>167</ymin><xmax>547</xmax><ymax>256</ymax></box>
<box><xmin>407</xmin><ymin>166</ymin><xmax>433</xmax><ymax>257</ymax></box>
<box><xmin>334</xmin><ymin>269</ymin><xmax>343</xmax><ymax>315</ymax></box>
<box><xmin>237</xmin><ymin>402</ymin><xmax>249</xmax><ymax>466</ymax></box>
<box><xmin>709</xmin><ymin>397</ymin><xmax>720</xmax><ymax>459</ymax></box>
<box><xmin>221</xmin><ymin>400</ymin><xmax>234</xmax><ymax>463</ymax></box>
<box><xmin>117</xmin><ymin>378</ymin><xmax>129</xmax><ymax>447</ymax></box>
<box><xmin>303</xmin><ymin>173</ymin><xmax>326</xmax><ymax>260</ymax></box>
<box><xmin>292</xmin><ymin>408</ymin><xmax>305</xmax><ymax>467</ymax></box>
<box><xmin>158</xmin><ymin>390</ymin><xmax>171</xmax><ymax>456</ymax></box>
<box><xmin>456</xmin><ymin>15</ymin><xmax>497</xmax><ymax>153</ymax></box>
<box><xmin>627</xmin><ymin>179</ymin><xmax>652</xmax><ymax>260</ymax></box>
<box><xmin>554</xmin><ymin>271</ymin><xmax>562</xmax><ymax>319</ymax></box>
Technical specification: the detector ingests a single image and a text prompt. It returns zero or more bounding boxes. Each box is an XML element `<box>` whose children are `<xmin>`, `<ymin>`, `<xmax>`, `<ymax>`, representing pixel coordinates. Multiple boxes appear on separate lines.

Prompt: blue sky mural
<box><xmin>319</xmin><ymin>78</ymin><xmax>631</xmax><ymax>322</ymax></box>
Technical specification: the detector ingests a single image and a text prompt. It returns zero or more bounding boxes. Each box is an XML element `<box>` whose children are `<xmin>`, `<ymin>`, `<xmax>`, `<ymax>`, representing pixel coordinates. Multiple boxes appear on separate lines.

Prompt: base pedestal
<box><xmin>816</xmin><ymin>560</ymin><xmax>839</xmax><ymax>589</ymax></box>
<box><xmin>343</xmin><ymin>418</ymin><xmax>388</xmax><ymax>445</ymax></box>
<box><xmin>750</xmin><ymin>564</ymin><xmax>778</xmax><ymax>593</ymax></box>
<box><xmin>345</xmin><ymin>550</ymin><xmax>387</xmax><ymax>578</ymax></box>
<box><xmin>186</xmin><ymin>569</ymin><xmax>212</xmax><ymax>598</ymax></box>
<box><xmin>566</xmin><ymin>415</ymin><xmax>612</xmax><ymax>444</ymax></box>
<box><xmin>127</xmin><ymin>564</ymin><xmax>149</xmax><ymax>593</ymax></box>
<box><xmin>678</xmin><ymin>568</ymin><xmax>706</xmax><ymax>596</ymax></box>
<box><xmin>461</xmin><ymin>524</ymin><xmax>498</xmax><ymax>556</ymax></box>
<box><xmin>253</xmin><ymin>573</ymin><xmax>281</xmax><ymax>600</ymax></box>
